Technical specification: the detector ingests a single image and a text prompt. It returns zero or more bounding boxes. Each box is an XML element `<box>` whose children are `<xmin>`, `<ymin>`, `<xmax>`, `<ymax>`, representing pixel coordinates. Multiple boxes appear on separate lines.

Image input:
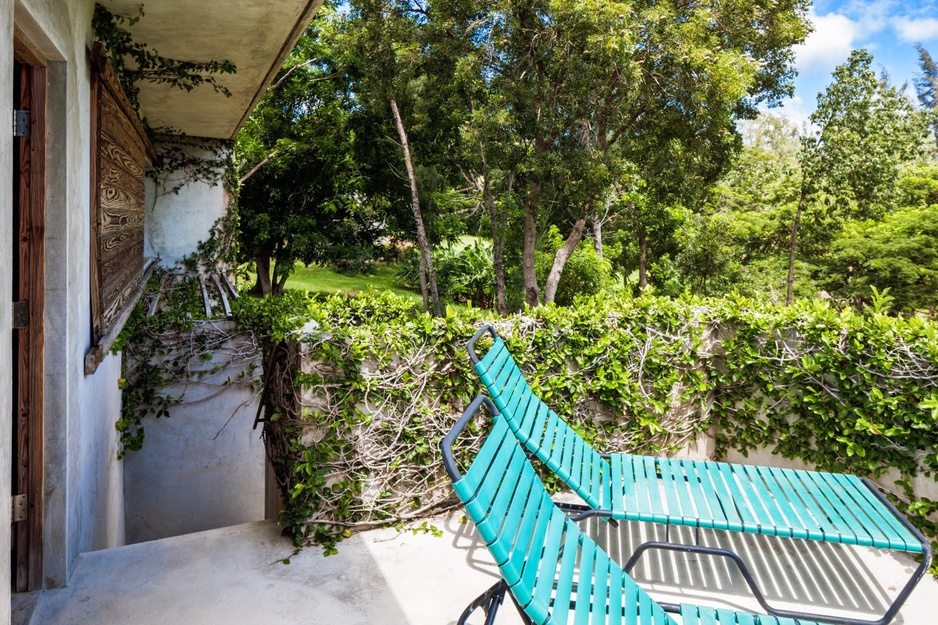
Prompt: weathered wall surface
<box><xmin>123</xmin><ymin>329</ymin><xmax>265</xmax><ymax>543</ymax></box>
<box><xmin>144</xmin><ymin>141</ymin><xmax>229</xmax><ymax>266</ymax></box>
<box><xmin>1</xmin><ymin>0</ymin><xmax>14</xmax><ymax>616</ymax></box>
<box><xmin>75</xmin><ymin>354</ymin><xmax>126</xmax><ymax>552</ymax></box>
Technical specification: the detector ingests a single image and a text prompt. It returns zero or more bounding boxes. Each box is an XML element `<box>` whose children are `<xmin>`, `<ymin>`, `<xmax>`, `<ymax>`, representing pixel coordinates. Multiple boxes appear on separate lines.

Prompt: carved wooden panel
<box><xmin>89</xmin><ymin>43</ymin><xmax>153</xmax><ymax>355</ymax></box>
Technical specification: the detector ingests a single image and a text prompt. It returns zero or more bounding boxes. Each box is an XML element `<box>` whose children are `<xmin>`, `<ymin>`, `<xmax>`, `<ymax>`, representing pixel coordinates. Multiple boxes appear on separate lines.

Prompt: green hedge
<box><xmin>240</xmin><ymin>291</ymin><xmax>938</xmax><ymax>563</ymax></box>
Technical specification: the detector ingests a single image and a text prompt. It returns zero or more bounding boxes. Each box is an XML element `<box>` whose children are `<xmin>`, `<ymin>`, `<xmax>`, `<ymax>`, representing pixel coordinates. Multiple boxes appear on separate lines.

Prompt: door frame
<box><xmin>12</xmin><ymin>35</ymin><xmax>46</xmax><ymax>593</ymax></box>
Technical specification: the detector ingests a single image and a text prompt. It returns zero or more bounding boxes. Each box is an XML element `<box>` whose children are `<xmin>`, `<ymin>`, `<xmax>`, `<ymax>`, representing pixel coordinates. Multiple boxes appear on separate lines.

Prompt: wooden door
<box><xmin>11</xmin><ymin>51</ymin><xmax>46</xmax><ymax>593</ymax></box>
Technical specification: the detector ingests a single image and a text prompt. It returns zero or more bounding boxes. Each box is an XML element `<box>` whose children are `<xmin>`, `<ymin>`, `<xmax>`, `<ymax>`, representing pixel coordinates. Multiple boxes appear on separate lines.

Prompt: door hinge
<box><xmin>13</xmin><ymin>110</ymin><xmax>30</xmax><ymax>137</ymax></box>
<box><xmin>13</xmin><ymin>301</ymin><xmax>29</xmax><ymax>329</ymax></box>
<box><xmin>12</xmin><ymin>494</ymin><xmax>27</xmax><ymax>523</ymax></box>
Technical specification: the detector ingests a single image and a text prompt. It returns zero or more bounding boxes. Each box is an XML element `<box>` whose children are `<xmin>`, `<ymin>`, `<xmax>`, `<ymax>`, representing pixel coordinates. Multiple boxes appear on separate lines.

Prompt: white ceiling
<box><xmin>99</xmin><ymin>0</ymin><xmax>324</xmax><ymax>139</ymax></box>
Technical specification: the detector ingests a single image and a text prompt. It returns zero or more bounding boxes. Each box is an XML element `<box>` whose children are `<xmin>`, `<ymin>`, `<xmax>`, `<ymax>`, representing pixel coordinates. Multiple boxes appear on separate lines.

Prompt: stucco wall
<box><xmin>144</xmin><ymin>141</ymin><xmax>230</xmax><ymax>266</ymax></box>
<box><xmin>123</xmin><ymin>328</ymin><xmax>265</xmax><ymax>543</ymax></box>
<box><xmin>2</xmin><ymin>0</ymin><xmax>15</xmax><ymax>617</ymax></box>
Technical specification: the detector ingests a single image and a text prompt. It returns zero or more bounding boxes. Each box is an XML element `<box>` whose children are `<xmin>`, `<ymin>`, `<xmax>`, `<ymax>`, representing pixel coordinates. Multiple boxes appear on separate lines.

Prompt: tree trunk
<box><xmin>252</xmin><ymin>246</ymin><xmax>273</xmax><ymax>296</ymax></box>
<box><xmin>592</xmin><ymin>219</ymin><xmax>603</xmax><ymax>259</ymax></box>
<box><xmin>418</xmin><ymin>252</ymin><xmax>429</xmax><ymax>313</ymax></box>
<box><xmin>637</xmin><ymin>227</ymin><xmax>648</xmax><ymax>290</ymax></box>
<box><xmin>391</xmin><ymin>99</ymin><xmax>442</xmax><ymax>316</ymax></box>
<box><xmin>625</xmin><ymin>202</ymin><xmax>648</xmax><ymax>289</ymax></box>
<box><xmin>481</xmin><ymin>148</ymin><xmax>509</xmax><ymax>316</ymax></box>
<box><xmin>544</xmin><ymin>218</ymin><xmax>587</xmax><ymax>304</ymax></box>
<box><xmin>273</xmin><ymin>264</ymin><xmax>289</xmax><ymax>297</ymax></box>
<box><xmin>786</xmin><ymin>182</ymin><xmax>808</xmax><ymax>306</ymax></box>
<box><xmin>522</xmin><ymin>180</ymin><xmax>541</xmax><ymax>307</ymax></box>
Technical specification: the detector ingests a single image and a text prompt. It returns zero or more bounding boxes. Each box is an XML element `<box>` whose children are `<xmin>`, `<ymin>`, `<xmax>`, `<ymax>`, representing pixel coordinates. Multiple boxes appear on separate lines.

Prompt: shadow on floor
<box><xmin>445</xmin><ymin>509</ymin><xmax>920</xmax><ymax>624</ymax></box>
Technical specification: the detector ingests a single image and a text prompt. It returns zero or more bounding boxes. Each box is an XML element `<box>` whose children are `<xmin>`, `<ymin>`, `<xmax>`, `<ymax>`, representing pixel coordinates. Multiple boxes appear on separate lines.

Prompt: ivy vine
<box><xmin>251</xmin><ymin>290</ymin><xmax>938</xmax><ymax>571</ymax></box>
<box><xmin>113</xmin><ymin>208</ymin><xmax>251</xmax><ymax>458</ymax></box>
<box><xmin>114</xmin><ymin>264</ymin><xmax>262</xmax><ymax>459</ymax></box>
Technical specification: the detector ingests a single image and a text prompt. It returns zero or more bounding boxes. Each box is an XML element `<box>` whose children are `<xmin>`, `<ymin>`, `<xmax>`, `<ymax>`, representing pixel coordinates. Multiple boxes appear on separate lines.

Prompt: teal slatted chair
<box><xmin>467</xmin><ymin>325</ymin><xmax>931</xmax><ymax>625</ymax></box>
<box><xmin>442</xmin><ymin>397</ymin><xmax>823</xmax><ymax>625</ymax></box>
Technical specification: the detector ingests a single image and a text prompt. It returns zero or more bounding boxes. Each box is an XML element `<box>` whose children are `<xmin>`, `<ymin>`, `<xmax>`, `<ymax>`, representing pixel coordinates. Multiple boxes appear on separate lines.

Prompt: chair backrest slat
<box><xmin>443</xmin><ymin>400</ymin><xmax>677</xmax><ymax>625</ymax></box>
<box><xmin>478</xmin><ymin>337</ymin><xmax>512</xmax><ymax>382</ymax></box>
<box><xmin>472</xmin><ymin>332</ymin><xmax>612</xmax><ymax>511</ymax></box>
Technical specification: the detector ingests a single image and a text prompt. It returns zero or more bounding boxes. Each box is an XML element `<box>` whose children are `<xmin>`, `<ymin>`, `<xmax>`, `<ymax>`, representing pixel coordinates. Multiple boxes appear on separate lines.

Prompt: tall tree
<box><xmin>476</xmin><ymin>0</ymin><xmax>810</xmax><ymax>304</ymax></box>
<box><xmin>237</xmin><ymin>14</ymin><xmax>382</xmax><ymax>296</ymax></box>
<box><xmin>786</xmin><ymin>49</ymin><xmax>929</xmax><ymax>304</ymax></box>
<box><xmin>344</xmin><ymin>0</ymin><xmax>444</xmax><ymax>315</ymax></box>
<box><xmin>914</xmin><ymin>44</ymin><xmax>938</xmax><ymax>146</ymax></box>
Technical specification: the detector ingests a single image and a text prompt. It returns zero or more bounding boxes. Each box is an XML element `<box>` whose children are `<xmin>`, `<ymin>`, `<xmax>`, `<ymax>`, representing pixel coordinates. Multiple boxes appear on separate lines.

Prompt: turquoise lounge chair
<box><xmin>442</xmin><ymin>396</ymin><xmax>824</xmax><ymax>625</ymax></box>
<box><xmin>467</xmin><ymin>325</ymin><xmax>931</xmax><ymax>625</ymax></box>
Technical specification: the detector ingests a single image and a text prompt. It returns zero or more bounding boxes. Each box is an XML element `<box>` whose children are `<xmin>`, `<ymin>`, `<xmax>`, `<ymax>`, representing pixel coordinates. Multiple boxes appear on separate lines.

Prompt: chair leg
<box><xmin>457</xmin><ymin>580</ymin><xmax>510</xmax><ymax>625</ymax></box>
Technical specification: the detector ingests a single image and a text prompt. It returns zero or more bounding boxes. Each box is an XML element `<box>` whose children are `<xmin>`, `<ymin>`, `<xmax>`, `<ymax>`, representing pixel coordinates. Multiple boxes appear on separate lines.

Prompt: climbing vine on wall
<box><xmin>250</xmin><ymin>290</ymin><xmax>938</xmax><ymax>566</ymax></box>
<box><xmin>113</xmin><ymin>266</ymin><xmax>262</xmax><ymax>458</ymax></box>
<box><xmin>252</xmin><ymin>292</ymin><xmax>723</xmax><ymax>551</ymax></box>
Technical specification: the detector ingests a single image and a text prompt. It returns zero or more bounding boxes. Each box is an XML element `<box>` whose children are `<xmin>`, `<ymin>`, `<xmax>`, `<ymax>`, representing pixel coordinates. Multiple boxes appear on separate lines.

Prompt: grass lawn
<box><xmin>251</xmin><ymin>262</ymin><xmax>423</xmax><ymax>303</ymax></box>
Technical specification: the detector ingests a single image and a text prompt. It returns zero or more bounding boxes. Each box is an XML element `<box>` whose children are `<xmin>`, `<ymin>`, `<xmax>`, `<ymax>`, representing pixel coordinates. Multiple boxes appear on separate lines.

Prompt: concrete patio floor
<box><xmin>21</xmin><ymin>511</ymin><xmax>938</xmax><ymax>625</ymax></box>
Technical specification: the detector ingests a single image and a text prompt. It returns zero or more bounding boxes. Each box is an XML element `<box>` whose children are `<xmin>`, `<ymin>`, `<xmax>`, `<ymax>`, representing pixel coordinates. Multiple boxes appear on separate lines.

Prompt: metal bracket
<box><xmin>12</xmin><ymin>495</ymin><xmax>27</xmax><ymax>523</ymax></box>
<box><xmin>13</xmin><ymin>110</ymin><xmax>30</xmax><ymax>137</ymax></box>
<box><xmin>13</xmin><ymin>301</ymin><xmax>29</xmax><ymax>329</ymax></box>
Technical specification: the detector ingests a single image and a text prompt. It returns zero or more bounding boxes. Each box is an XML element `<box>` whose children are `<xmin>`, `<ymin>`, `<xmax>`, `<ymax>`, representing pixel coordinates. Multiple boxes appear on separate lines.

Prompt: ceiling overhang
<box><xmin>99</xmin><ymin>0</ymin><xmax>324</xmax><ymax>140</ymax></box>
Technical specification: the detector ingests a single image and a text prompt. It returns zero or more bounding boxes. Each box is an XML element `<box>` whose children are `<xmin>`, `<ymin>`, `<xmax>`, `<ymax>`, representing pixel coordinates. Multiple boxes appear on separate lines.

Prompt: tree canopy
<box><xmin>233</xmin><ymin>2</ymin><xmax>938</xmax><ymax>316</ymax></box>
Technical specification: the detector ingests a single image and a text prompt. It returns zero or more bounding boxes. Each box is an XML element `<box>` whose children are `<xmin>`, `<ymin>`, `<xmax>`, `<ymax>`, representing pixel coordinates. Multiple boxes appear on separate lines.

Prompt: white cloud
<box><xmin>892</xmin><ymin>17</ymin><xmax>938</xmax><ymax>42</ymax></box>
<box><xmin>795</xmin><ymin>11</ymin><xmax>861</xmax><ymax>75</ymax></box>
<box><xmin>847</xmin><ymin>0</ymin><xmax>895</xmax><ymax>38</ymax></box>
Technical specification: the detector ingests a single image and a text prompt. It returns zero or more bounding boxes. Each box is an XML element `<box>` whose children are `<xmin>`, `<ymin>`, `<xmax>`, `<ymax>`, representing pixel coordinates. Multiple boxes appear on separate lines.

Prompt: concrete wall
<box><xmin>123</xmin><ymin>327</ymin><xmax>265</xmax><ymax>543</ymax></box>
<box><xmin>145</xmin><ymin>141</ymin><xmax>230</xmax><ymax>266</ymax></box>
<box><xmin>2</xmin><ymin>0</ymin><xmax>15</xmax><ymax>617</ymax></box>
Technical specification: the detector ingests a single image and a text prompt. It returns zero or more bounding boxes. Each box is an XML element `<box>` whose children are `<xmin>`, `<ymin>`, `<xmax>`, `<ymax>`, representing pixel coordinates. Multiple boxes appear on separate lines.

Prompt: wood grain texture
<box><xmin>88</xmin><ymin>45</ymin><xmax>151</xmax><ymax>354</ymax></box>
<box><xmin>14</xmin><ymin>60</ymin><xmax>31</xmax><ymax>594</ymax></box>
<box><xmin>26</xmin><ymin>64</ymin><xmax>46</xmax><ymax>592</ymax></box>
<box><xmin>84</xmin><ymin>261</ymin><xmax>157</xmax><ymax>375</ymax></box>
<box><xmin>12</xmin><ymin>57</ymin><xmax>46</xmax><ymax>592</ymax></box>
<box><xmin>90</xmin><ymin>42</ymin><xmax>156</xmax><ymax>161</ymax></box>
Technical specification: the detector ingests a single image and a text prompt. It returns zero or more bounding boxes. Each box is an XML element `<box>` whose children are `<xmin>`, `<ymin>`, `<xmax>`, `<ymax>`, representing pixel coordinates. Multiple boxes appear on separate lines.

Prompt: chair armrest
<box><xmin>468</xmin><ymin>324</ymin><xmax>499</xmax><ymax>364</ymax></box>
<box><xmin>440</xmin><ymin>396</ymin><xmax>499</xmax><ymax>482</ymax></box>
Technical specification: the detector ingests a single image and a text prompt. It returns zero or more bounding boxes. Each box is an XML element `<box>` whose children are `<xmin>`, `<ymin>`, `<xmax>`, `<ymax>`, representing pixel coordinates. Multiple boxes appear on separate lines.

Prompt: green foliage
<box><xmin>817</xmin><ymin>205</ymin><xmax>938</xmax><ymax>312</ymax></box>
<box><xmin>236</xmin><ymin>8</ymin><xmax>385</xmax><ymax>296</ymax></box>
<box><xmin>396</xmin><ymin>241</ymin><xmax>497</xmax><ymax>307</ymax></box>
<box><xmin>256</xmin><ymin>291</ymin><xmax>938</xmax><ymax>558</ymax></box>
<box><xmin>803</xmin><ymin>49</ymin><xmax>929</xmax><ymax>220</ymax></box>
<box><xmin>710</xmin><ymin>298</ymin><xmax>938</xmax><ymax>475</ymax></box>
<box><xmin>898</xmin><ymin>162</ymin><xmax>938</xmax><ymax>208</ymax></box>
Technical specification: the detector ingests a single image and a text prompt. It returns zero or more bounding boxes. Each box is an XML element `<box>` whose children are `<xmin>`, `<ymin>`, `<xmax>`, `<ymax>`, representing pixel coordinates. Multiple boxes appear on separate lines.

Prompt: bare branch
<box><xmin>239</xmin><ymin>149</ymin><xmax>279</xmax><ymax>185</ymax></box>
<box><xmin>268</xmin><ymin>58</ymin><xmax>318</xmax><ymax>92</ymax></box>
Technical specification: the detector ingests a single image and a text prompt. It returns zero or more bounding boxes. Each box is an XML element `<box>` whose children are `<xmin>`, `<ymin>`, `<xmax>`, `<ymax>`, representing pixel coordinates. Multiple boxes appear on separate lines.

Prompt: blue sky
<box><xmin>776</xmin><ymin>0</ymin><xmax>938</xmax><ymax>124</ymax></box>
